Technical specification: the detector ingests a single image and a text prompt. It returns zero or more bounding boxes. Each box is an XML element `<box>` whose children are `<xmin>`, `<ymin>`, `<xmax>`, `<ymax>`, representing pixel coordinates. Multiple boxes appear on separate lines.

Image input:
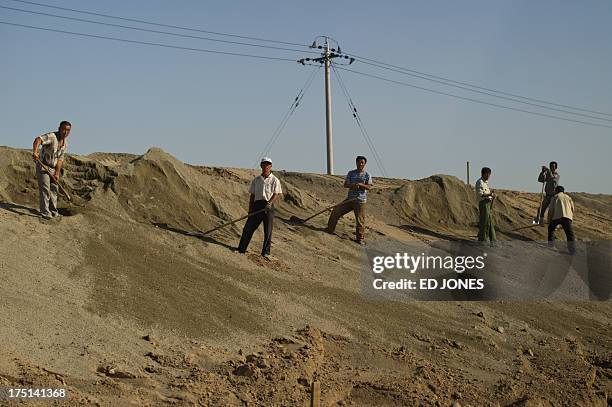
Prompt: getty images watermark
<box><xmin>362</xmin><ymin>240</ymin><xmax>611</xmax><ymax>301</ymax></box>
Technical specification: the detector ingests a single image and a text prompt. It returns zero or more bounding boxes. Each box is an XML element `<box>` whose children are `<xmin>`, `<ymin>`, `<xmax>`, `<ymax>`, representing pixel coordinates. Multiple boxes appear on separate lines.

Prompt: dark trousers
<box><xmin>548</xmin><ymin>217</ymin><xmax>576</xmax><ymax>254</ymax></box>
<box><xmin>238</xmin><ymin>200</ymin><xmax>274</xmax><ymax>255</ymax></box>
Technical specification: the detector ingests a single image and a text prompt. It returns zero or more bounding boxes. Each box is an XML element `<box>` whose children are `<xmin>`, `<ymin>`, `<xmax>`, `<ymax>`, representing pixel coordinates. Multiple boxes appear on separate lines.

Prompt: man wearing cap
<box><xmin>237</xmin><ymin>157</ymin><xmax>283</xmax><ymax>257</ymax></box>
<box><xmin>547</xmin><ymin>185</ymin><xmax>576</xmax><ymax>255</ymax></box>
<box><xmin>325</xmin><ymin>155</ymin><xmax>373</xmax><ymax>245</ymax></box>
<box><xmin>32</xmin><ymin>120</ymin><xmax>71</xmax><ymax>219</ymax></box>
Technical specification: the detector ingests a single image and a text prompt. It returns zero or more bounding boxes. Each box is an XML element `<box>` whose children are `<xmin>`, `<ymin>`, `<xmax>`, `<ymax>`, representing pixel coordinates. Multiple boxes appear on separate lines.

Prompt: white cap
<box><xmin>260</xmin><ymin>157</ymin><xmax>273</xmax><ymax>165</ymax></box>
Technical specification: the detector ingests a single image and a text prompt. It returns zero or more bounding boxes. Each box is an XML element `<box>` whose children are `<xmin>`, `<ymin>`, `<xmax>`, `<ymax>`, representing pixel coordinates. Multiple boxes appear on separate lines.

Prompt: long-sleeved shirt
<box><xmin>538</xmin><ymin>169</ymin><xmax>560</xmax><ymax>196</ymax></box>
<box><xmin>548</xmin><ymin>192</ymin><xmax>574</xmax><ymax>222</ymax></box>
<box><xmin>475</xmin><ymin>178</ymin><xmax>492</xmax><ymax>201</ymax></box>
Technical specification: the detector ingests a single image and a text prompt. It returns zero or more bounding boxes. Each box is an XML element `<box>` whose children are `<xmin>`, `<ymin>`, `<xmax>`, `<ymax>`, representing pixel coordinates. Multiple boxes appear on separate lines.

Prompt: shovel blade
<box><xmin>288</xmin><ymin>215</ymin><xmax>303</xmax><ymax>224</ymax></box>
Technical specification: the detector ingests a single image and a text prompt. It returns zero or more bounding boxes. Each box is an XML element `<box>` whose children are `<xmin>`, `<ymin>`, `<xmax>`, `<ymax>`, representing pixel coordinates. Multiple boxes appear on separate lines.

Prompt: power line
<box><xmin>331</xmin><ymin>63</ymin><xmax>388</xmax><ymax>177</ymax></box>
<box><xmin>0</xmin><ymin>5</ymin><xmax>318</xmax><ymax>55</ymax></box>
<box><xmin>350</xmin><ymin>54</ymin><xmax>612</xmax><ymax>118</ymax></box>
<box><xmin>5</xmin><ymin>0</ymin><xmax>310</xmax><ymax>48</ymax></box>
<box><xmin>336</xmin><ymin>66</ymin><xmax>612</xmax><ymax>130</ymax></box>
<box><xmin>354</xmin><ymin>58</ymin><xmax>612</xmax><ymax>123</ymax></box>
<box><xmin>6</xmin><ymin>0</ymin><xmax>609</xmax><ymax>121</ymax></box>
<box><xmin>256</xmin><ymin>66</ymin><xmax>321</xmax><ymax>164</ymax></box>
<box><xmin>0</xmin><ymin>21</ymin><xmax>298</xmax><ymax>62</ymax></box>
<box><xmin>335</xmin><ymin>67</ymin><xmax>388</xmax><ymax>177</ymax></box>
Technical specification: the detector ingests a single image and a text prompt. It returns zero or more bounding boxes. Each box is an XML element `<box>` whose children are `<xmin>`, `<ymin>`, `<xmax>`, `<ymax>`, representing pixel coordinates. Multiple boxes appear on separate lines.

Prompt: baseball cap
<box><xmin>261</xmin><ymin>157</ymin><xmax>273</xmax><ymax>165</ymax></box>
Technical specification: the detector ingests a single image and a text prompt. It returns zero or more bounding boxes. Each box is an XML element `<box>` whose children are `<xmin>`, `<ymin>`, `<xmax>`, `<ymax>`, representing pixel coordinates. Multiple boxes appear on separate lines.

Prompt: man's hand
<box><xmin>350</xmin><ymin>184</ymin><xmax>360</xmax><ymax>191</ymax></box>
<box><xmin>51</xmin><ymin>173</ymin><xmax>60</xmax><ymax>184</ymax></box>
<box><xmin>266</xmin><ymin>201</ymin><xmax>272</xmax><ymax>210</ymax></box>
<box><xmin>541</xmin><ymin>165</ymin><xmax>548</xmax><ymax>172</ymax></box>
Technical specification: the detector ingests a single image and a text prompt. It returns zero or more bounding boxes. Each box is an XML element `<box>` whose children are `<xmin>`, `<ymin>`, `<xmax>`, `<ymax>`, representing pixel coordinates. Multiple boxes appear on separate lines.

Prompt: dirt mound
<box><xmin>391</xmin><ymin>175</ymin><xmax>478</xmax><ymax>228</ymax></box>
<box><xmin>0</xmin><ymin>146</ymin><xmax>39</xmax><ymax>204</ymax></box>
<box><xmin>107</xmin><ymin>147</ymin><xmax>246</xmax><ymax>232</ymax></box>
<box><xmin>1</xmin><ymin>146</ymin><xmax>611</xmax><ymax>406</ymax></box>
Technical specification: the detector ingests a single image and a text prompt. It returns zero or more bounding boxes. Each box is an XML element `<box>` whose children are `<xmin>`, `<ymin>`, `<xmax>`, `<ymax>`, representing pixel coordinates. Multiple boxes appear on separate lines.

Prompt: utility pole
<box><xmin>323</xmin><ymin>38</ymin><xmax>334</xmax><ymax>175</ymax></box>
<box><xmin>298</xmin><ymin>36</ymin><xmax>354</xmax><ymax>175</ymax></box>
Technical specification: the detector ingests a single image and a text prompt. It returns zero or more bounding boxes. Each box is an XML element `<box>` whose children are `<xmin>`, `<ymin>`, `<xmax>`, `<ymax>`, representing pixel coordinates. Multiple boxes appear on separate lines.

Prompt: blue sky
<box><xmin>1</xmin><ymin>1</ymin><xmax>611</xmax><ymax>193</ymax></box>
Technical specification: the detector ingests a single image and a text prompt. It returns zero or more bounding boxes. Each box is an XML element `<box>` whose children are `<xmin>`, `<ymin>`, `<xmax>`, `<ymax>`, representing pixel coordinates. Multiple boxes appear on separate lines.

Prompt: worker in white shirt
<box><xmin>237</xmin><ymin>157</ymin><xmax>283</xmax><ymax>257</ymax></box>
<box><xmin>475</xmin><ymin>167</ymin><xmax>496</xmax><ymax>244</ymax></box>
<box><xmin>547</xmin><ymin>185</ymin><xmax>576</xmax><ymax>255</ymax></box>
<box><xmin>32</xmin><ymin>121</ymin><xmax>71</xmax><ymax>219</ymax></box>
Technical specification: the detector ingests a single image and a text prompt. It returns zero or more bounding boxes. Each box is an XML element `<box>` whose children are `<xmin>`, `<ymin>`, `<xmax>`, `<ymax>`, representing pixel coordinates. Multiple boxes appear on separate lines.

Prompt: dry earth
<box><xmin>0</xmin><ymin>146</ymin><xmax>610</xmax><ymax>406</ymax></box>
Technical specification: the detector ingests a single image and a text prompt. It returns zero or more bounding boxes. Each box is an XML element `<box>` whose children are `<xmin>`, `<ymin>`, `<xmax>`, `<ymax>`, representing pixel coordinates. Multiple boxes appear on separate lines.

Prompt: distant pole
<box><xmin>467</xmin><ymin>161</ymin><xmax>470</xmax><ymax>184</ymax></box>
<box><xmin>324</xmin><ymin>38</ymin><xmax>334</xmax><ymax>175</ymax></box>
<box><xmin>310</xmin><ymin>381</ymin><xmax>321</xmax><ymax>407</ymax></box>
<box><xmin>298</xmin><ymin>37</ymin><xmax>354</xmax><ymax>176</ymax></box>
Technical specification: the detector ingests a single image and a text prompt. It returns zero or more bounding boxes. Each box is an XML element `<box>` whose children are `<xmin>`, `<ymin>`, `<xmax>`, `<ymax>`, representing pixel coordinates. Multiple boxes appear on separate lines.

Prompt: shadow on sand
<box><xmin>0</xmin><ymin>201</ymin><xmax>40</xmax><ymax>218</ymax></box>
<box><xmin>152</xmin><ymin>222</ymin><xmax>236</xmax><ymax>251</ymax></box>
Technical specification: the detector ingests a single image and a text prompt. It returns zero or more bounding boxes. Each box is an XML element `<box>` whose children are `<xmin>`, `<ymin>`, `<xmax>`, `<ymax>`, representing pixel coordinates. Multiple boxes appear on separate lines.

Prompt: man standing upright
<box><xmin>475</xmin><ymin>167</ymin><xmax>496</xmax><ymax>245</ymax></box>
<box><xmin>536</xmin><ymin>161</ymin><xmax>560</xmax><ymax>224</ymax></box>
<box><xmin>237</xmin><ymin>157</ymin><xmax>283</xmax><ymax>257</ymax></box>
<box><xmin>326</xmin><ymin>155</ymin><xmax>373</xmax><ymax>245</ymax></box>
<box><xmin>32</xmin><ymin>121</ymin><xmax>71</xmax><ymax>219</ymax></box>
<box><xmin>547</xmin><ymin>185</ymin><xmax>576</xmax><ymax>255</ymax></box>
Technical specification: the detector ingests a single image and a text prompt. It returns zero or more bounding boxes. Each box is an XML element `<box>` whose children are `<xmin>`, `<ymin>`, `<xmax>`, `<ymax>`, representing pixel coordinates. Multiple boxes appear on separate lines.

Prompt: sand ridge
<box><xmin>0</xmin><ymin>146</ymin><xmax>610</xmax><ymax>406</ymax></box>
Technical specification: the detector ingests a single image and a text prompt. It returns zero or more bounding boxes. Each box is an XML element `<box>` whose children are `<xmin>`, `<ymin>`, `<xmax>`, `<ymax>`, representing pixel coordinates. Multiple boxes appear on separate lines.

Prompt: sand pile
<box><xmin>391</xmin><ymin>175</ymin><xmax>480</xmax><ymax>227</ymax></box>
<box><xmin>108</xmin><ymin>147</ymin><xmax>247</xmax><ymax>231</ymax></box>
<box><xmin>0</xmin><ymin>146</ymin><xmax>610</xmax><ymax>406</ymax></box>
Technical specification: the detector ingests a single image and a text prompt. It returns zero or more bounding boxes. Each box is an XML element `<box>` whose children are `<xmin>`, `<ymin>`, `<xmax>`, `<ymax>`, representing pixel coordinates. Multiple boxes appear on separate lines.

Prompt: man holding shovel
<box><xmin>237</xmin><ymin>157</ymin><xmax>283</xmax><ymax>257</ymax></box>
<box><xmin>32</xmin><ymin>121</ymin><xmax>71</xmax><ymax>220</ymax></box>
<box><xmin>535</xmin><ymin>161</ymin><xmax>560</xmax><ymax>225</ymax></box>
<box><xmin>325</xmin><ymin>155</ymin><xmax>373</xmax><ymax>245</ymax></box>
<box><xmin>475</xmin><ymin>167</ymin><xmax>496</xmax><ymax>245</ymax></box>
<box><xmin>547</xmin><ymin>185</ymin><xmax>576</xmax><ymax>255</ymax></box>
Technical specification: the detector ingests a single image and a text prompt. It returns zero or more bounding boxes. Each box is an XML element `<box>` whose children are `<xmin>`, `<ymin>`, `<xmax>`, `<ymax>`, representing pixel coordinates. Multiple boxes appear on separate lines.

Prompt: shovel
<box><xmin>188</xmin><ymin>207</ymin><xmax>269</xmax><ymax>237</ymax></box>
<box><xmin>35</xmin><ymin>158</ymin><xmax>72</xmax><ymax>201</ymax></box>
<box><xmin>289</xmin><ymin>198</ymin><xmax>359</xmax><ymax>225</ymax></box>
<box><xmin>533</xmin><ymin>181</ymin><xmax>545</xmax><ymax>225</ymax></box>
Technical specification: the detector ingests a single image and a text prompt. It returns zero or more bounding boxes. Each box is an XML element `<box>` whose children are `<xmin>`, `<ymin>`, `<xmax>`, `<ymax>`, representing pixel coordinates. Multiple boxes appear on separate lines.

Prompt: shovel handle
<box><xmin>200</xmin><ymin>207</ymin><xmax>269</xmax><ymax>236</ymax></box>
<box><xmin>536</xmin><ymin>181</ymin><xmax>545</xmax><ymax>219</ymax></box>
<box><xmin>300</xmin><ymin>198</ymin><xmax>360</xmax><ymax>224</ymax></box>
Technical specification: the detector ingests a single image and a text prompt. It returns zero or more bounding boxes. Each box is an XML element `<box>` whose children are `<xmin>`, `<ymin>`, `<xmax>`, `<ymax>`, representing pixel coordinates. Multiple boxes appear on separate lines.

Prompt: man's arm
<box><xmin>358</xmin><ymin>174</ymin><xmax>374</xmax><ymax>191</ymax></box>
<box><xmin>476</xmin><ymin>181</ymin><xmax>494</xmax><ymax>199</ymax></box>
<box><xmin>52</xmin><ymin>160</ymin><xmax>64</xmax><ymax>183</ymax></box>
<box><xmin>538</xmin><ymin>167</ymin><xmax>549</xmax><ymax>183</ymax></box>
<box><xmin>343</xmin><ymin>177</ymin><xmax>358</xmax><ymax>190</ymax></box>
<box><xmin>266</xmin><ymin>192</ymin><xmax>282</xmax><ymax>209</ymax></box>
<box><xmin>248</xmin><ymin>193</ymin><xmax>255</xmax><ymax>212</ymax></box>
<box><xmin>32</xmin><ymin>136</ymin><xmax>42</xmax><ymax>162</ymax></box>
<box><xmin>344</xmin><ymin>174</ymin><xmax>372</xmax><ymax>191</ymax></box>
